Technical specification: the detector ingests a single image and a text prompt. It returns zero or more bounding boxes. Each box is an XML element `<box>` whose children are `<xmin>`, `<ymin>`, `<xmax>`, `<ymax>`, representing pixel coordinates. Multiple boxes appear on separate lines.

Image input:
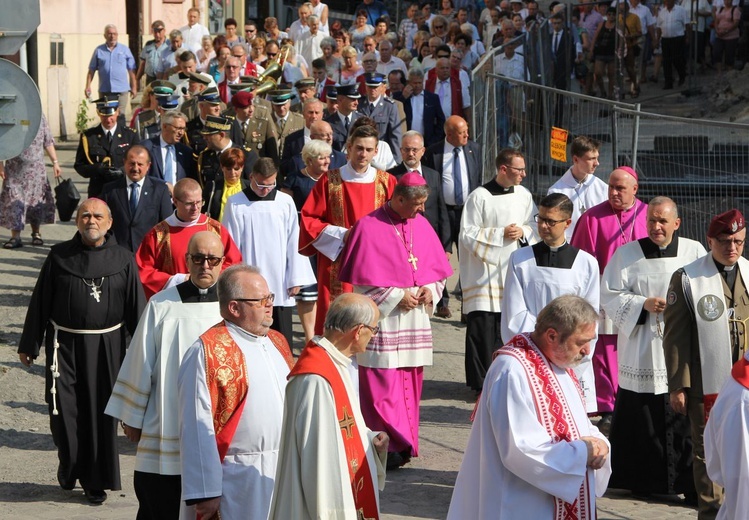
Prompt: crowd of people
<box><xmin>5</xmin><ymin>2</ymin><xmax>749</xmax><ymax>520</ymax></box>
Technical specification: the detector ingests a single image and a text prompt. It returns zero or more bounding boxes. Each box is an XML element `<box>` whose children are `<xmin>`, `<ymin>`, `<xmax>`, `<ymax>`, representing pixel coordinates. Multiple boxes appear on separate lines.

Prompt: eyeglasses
<box><xmin>363</xmin><ymin>59</ymin><xmax>377</xmax><ymax>63</ymax></box>
<box><xmin>176</xmin><ymin>199</ymin><xmax>203</xmax><ymax>208</ymax></box>
<box><xmin>434</xmin><ymin>25</ymin><xmax>445</xmax><ymax>29</ymax></box>
<box><xmin>714</xmin><ymin>237</ymin><xmax>745</xmax><ymax>247</ymax></box>
<box><xmin>253</xmin><ymin>178</ymin><xmax>277</xmax><ymax>190</ymax></box>
<box><xmin>235</xmin><ymin>293</ymin><xmax>275</xmax><ymax>306</ymax></box>
<box><xmin>226</xmin><ymin>65</ymin><xmax>240</xmax><ymax>69</ymax></box>
<box><xmin>534</xmin><ymin>214</ymin><xmax>567</xmax><ymax>227</ymax></box>
<box><xmin>245</xmin><ymin>28</ymin><xmax>256</xmax><ymax>33</ymax></box>
<box><xmin>401</xmin><ymin>147</ymin><xmax>424</xmax><ymax>153</ymax></box>
<box><xmin>267</xmin><ymin>52</ymin><xmax>278</xmax><ymax>57</ymax></box>
<box><xmin>506</xmin><ymin>165</ymin><xmax>526</xmax><ymax>172</ymax></box>
<box><xmin>167</xmin><ymin>123</ymin><xmax>186</xmax><ymax>132</ymax></box>
<box><xmin>360</xmin><ymin>323</ymin><xmax>381</xmax><ymax>335</ymax></box>
<box><xmin>188</xmin><ymin>254</ymin><xmax>224</xmax><ymax>267</ymax></box>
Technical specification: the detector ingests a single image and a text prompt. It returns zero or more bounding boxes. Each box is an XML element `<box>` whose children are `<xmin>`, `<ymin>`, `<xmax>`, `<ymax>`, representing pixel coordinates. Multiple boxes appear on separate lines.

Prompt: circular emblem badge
<box><xmin>667</xmin><ymin>290</ymin><xmax>677</xmax><ymax>306</ymax></box>
<box><xmin>697</xmin><ymin>294</ymin><xmax>724</xmax><ymax>322</ymax></box>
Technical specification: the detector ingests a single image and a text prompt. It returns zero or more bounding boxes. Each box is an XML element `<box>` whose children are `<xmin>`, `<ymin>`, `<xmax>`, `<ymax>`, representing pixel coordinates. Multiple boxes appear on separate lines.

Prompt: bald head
<box><xmin>76</xmin><ymin>198</ymin><xmax>113</xmax><ymax>247</ymax></box>
<box><xmin>444</xmin><ymin>115</ymin><xmax>469</xmax><ymax>147</ymax></box>
<box><xmin>323</xmin><ymin>293</ymin><xmax>380</xmax><ymax>356</ymax></box>
<box><xmin>187</xmin><ymin>231</ymin><xmax>225</xmax><ymax>288</ymax></box>
<box><xmin>310</xmin><ymin>120</ymin><xmax>334</xmax><ymax>144</ymax></box>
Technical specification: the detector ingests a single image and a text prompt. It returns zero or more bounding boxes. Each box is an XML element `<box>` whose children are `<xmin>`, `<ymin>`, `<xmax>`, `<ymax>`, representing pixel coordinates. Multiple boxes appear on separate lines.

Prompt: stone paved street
<box><xmin>0</xmin><ymin>145</ymin><xmax>698</xmax><ymax>519</ymax></box>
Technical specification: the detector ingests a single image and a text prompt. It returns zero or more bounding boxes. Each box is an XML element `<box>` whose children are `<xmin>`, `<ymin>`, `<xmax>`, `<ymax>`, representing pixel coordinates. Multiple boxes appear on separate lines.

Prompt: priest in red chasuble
<box><xmin>299</xmin><ymin>125</ymin><xmax>397</xmax><ymax>335</ymax></box>
<box><xmin>339</xmin><ymin>172</ymin><xmax>453</xmax><ymax>469</ymax></box>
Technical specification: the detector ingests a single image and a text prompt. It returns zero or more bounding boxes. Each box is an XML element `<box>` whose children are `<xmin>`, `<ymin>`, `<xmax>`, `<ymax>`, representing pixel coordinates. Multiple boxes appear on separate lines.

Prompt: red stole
<box><xmin>498</xmin><ymin>334</ymin><xmax>592</xmax><ymax>520</ymax></box>
<box><xmin>425</xmin><ymin>68</ymin><xmax>464</xmax><ymax>118</ymax></box>
<box><xmin>201</xmin><ymin>321</ymin><xmax>294</xmax><ymax>461</ymax></box>
<box><xmin>243</xmin><ymin>61</ymin><xmax>258</xmax><ymax>77</ymax></box>
<box><xmin>289</xmin><ymin>342</ymin><xmax>379</xmax><ymax>519</ymax></box>
<box><xmin>732</xmin><ymin>356</ymin><xmax>749</xmax><ymax>390</ymax></box>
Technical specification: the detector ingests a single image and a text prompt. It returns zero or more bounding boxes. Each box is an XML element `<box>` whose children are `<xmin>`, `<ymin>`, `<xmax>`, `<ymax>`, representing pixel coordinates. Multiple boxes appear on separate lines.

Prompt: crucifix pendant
<box><xmin>408</xmin><ymin>252</ymin><xmax>418</xmax><ymax>270</ymax></box>
<box><xmin>90</xmin><ymin>286</ymin><xmax>102</xmax><ymax>303</ymax></box>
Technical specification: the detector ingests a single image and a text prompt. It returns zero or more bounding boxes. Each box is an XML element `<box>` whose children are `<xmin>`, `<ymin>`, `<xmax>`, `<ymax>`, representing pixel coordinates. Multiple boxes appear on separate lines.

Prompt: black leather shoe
<box><xmin>83</xmin><ymin>489</ymin><xmax>107</xmax><ymax>504</ymax></box>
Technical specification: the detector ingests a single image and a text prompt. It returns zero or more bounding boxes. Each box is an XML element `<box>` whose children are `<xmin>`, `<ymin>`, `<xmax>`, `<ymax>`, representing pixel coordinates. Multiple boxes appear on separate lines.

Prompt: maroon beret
<box><xmin>708</xmin><ymin>209</ymin><xmax>745</xmax><ymax>238</ymax></box>
<box><xmin>231</xmin><ymin>90</ymin><xmax>254</xmax><ymax>109</ymax></box>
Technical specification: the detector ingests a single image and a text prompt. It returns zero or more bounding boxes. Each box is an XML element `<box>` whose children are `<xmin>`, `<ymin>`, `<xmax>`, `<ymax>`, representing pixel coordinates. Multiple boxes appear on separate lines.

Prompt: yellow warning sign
<box><xmin>550</xmin><ymin>127</ymin><xmax>568</xmax><ymax>162</ymax></box>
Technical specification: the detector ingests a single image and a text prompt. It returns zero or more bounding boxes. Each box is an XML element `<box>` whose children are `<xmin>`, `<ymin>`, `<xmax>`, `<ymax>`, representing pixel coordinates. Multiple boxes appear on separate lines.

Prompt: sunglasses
<box><xmin>188</xmin><ymin>254</ymin><xmax>223</xmax><ymax>267</ymax></box>
<box><xmin>267</xmin><ymin>52</ymin><xmax>278</xmax><ymax>57</ymax></box>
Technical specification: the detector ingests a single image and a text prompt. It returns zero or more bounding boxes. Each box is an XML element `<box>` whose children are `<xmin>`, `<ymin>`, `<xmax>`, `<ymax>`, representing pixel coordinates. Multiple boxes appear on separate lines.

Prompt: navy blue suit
<box><xmin>140</xmin><ymin>136</ymin><xmax>198</xmax><ymax>183</ymax></box>
<box><xmin>280</xmin><ymin>128</ymin><xmax>306</xmax><ymax>165</ymax></box>
<box><xmin>394</xmin><ymin>91</ymin><xmax>446</xmax><ymax>147</ymax></box>
<box><xmin>325</xmin><ymin>111</ymin><xmax>361</xmax><ymax>153</ymax></box>
<box><xmin>101</xmin><ymin>176</ymin><xmax>173</xmax><ymax>252</ymax></box>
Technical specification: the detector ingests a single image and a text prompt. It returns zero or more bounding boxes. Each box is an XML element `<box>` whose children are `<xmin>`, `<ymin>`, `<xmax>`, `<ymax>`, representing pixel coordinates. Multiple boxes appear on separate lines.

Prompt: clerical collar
<box><xmin>226</xmin><ymin>320</ymin><xmax>265</xmax><ymax>341</ymax></box>
<box><xmin>243</xmin><ymin>185</ymin><xmax>278</xmax><ymax>201</ymax></box>
<box><xmin>532</xmin><ymin>241</ymin><xmax>578</xmax><ymax>269</ymax></box>
<box><xmin>170</xmin><ymin>210</ymin><xmax>204</xmax><ymax>226</ymax></box>
<box><xmin>639</xmin><ymin>235</ymin><xmax>679</xmax><ymax>259</ymax></box>
<box><xmin>177</xmin><ymin>279</ymin><xmax>219</xmax><ymax>302</ymax></box>
<box><xmin>483</xmin><ymin>178</ymin><xmax>515</xmax><ymax>195</ymax></box>
<box><xmin>714</xmin><ymin>257</ymin><xmax>737</xmax><ymax>272</ymax></box>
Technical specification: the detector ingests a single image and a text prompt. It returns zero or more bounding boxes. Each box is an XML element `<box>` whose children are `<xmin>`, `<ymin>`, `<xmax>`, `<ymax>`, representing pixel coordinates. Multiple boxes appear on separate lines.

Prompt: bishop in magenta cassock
<box><xmin>299</xmin><ymin>125</ymin><xmax>397</xmax><ymax>334</ymax></box>
<box><xmin>570</xmin><ymin>166</ymin><xmax>647</xmax><ymax>426</ymax></box>
<box><xmin>339</xmin><ymin>172</ymin><xmax>452</xmax><ymax>468</ymax></box>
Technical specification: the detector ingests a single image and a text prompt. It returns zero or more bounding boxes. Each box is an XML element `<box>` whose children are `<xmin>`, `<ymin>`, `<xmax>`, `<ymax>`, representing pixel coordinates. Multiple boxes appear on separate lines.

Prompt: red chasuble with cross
<box><xmin>289</xmin><ymin>342</ymin><xmax>380</xmax><ymax>519</ymax></box>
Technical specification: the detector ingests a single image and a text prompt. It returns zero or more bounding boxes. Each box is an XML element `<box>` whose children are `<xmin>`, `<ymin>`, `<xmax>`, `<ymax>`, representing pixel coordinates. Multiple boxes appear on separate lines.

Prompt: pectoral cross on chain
<box><xmin>408</xmin><ymin>252</ymin><xmax>418</xmax><ymax>270</ymax></box>
<box><xmin>90</xmin><ymin>286</ymin><xmax>102</xmax><ymax>303</ymax></box>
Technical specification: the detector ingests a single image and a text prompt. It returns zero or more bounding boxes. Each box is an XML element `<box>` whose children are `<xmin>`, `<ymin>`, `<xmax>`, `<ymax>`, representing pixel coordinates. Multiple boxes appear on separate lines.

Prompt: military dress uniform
<box><xmin>357</xmin><ymin>73</ymin><xmax>403</xmax><ymax>164</ymax></box>
<box><xmin>74</xmin><ymin>97</ymin><xmax>139</xmax><ymax>197</ymax></box>
<box><xmin>196</xmin><ymin>115</ymin><xmax>259</xmax><ymax>188</ymax></box>
<box><xmin>663</xmin><ymin>209</ymin><xmax>749</xmax><ymax>519</ymax></box>
<box><xmin>134</xmin><ymin>109</ymin><xmax>160</xmax><ymax>141</ymax></box>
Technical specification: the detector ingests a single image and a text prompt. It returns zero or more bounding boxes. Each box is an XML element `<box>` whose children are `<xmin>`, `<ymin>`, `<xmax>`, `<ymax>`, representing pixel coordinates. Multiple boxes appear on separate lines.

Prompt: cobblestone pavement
<box><xmin>0</xmin><ymin>146</ymin><xmax>698</xmax><ymax>519</ymax></box>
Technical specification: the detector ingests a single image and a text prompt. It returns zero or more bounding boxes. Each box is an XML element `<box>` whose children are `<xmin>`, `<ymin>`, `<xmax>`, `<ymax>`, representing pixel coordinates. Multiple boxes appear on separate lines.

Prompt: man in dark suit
<box><xmin>393</xmin><ymin>68</ymin><xmax>446</xmax><ymax>148</ymax></box>
<box><xmin>550</xmin><ymin>13</ymin><xmax>578</xmax><ymax>125</ymax></box>
<box><xmin>324</xmin><ymin>83</ymin><xmax>361</xmax><ymax>152</ymax></box>
<box><xmin>388</xmin><ymin>130</ymin><xmax>450</xmax><ymax>251</ymax></box>
<box><xmin>141</xmin><ymin>110</ymin><xmax>197</xmax><ymax>189</ymax></box>
<box><xmin>279</xmin><ymin>120</ymin><xmax>347</xmax><ymax>179</ymax></box>
<box><xmin>74</xmin><ymin>96</ymin><xmax>139</xmax><ymax>197</ymax></box>
<box><xmin>422</xmin><ymin>115</ymin><xmax>482</xmax><ymax>318</ymax></box>
<box><xmin>280</xmin><ymin>97</ymin><xmax>324</xmax><ymax>165</ymax></box>
<box><xmin>101</xmin><ymin>145</ymin><xmax>173</xmax><ymax>252</ymax></box>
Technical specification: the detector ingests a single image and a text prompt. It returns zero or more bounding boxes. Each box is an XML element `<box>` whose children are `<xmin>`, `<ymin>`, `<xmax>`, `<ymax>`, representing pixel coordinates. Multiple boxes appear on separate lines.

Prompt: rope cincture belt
<box><xmin>48</xmin><ymin>320</ymin><xmax>124</xmax><ymax>416</ymax></box>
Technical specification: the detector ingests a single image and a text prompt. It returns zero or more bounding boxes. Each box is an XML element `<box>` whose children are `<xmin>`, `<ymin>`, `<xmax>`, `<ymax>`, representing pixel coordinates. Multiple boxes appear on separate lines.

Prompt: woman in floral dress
<box><xmin>0</xmin><ymin>114</ymin><xmax>61</xmax><ymax>248</ymax></box>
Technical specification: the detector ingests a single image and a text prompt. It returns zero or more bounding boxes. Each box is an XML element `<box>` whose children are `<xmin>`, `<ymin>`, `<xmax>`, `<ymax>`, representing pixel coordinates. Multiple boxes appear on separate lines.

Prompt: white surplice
<box><xmin>269</xmin><ymin>337</ymin><xmax>387</xmax><ymax>520</ymax></box>
<box><xmin>447</xmin><ymin>337</ymin><xmax>611</xmax><ymax>519</ymax></box>
<box><xmin>705</xmin><ymin>365</ymin><xmax>749</xmax><ymax>520</ymax></box>
<box><xmin>223</xmin><ymin>190</ymin><xmax>316</xmax><ymax>307</ymax></box>
<box><xmin>547</xmin><ymin>168</ymin><xmax>609</xmax><ymax>242</ymax></box>
<box><xmin>501</xmin><ymin>243</ymin><xmax>601</xmax><ymax>412</ymax></box>
<box><xmin>459</xmin><ymin>183</ymin><xmax>538</xmax><ymax>314</ymax></box>
<box><xmin>105</xmin><ymin>285</ymin><xmax>222</xmax><ymax>475</ymax></box>
<box><xmin>178</xmin><ymin>321</ymin><xmax>290</xmax><ymax>520</ymax></box>
<box><xmin>601</xmin><ymin>237</ymin><xmax>706</xmax><ymax>394</ymax></box>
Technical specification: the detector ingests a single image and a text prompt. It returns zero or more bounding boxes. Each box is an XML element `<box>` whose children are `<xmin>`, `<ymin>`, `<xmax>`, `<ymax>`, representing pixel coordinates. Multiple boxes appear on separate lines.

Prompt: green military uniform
<box><xmin>664</xmin><ymin>249</ymin><xmax>749</xmax><ymax>519</ymax></box>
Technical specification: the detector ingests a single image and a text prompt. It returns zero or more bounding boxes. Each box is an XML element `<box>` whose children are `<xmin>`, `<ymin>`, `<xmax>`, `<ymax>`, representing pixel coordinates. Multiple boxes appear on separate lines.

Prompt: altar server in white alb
<box><xmin>223</xmin><ymin>157</ymin><xmax>316</xmax><ymax>347</ymax></box>
<box><xmin>270</xmin><ymin>293</ymin><xmax>389</xmax><ymax>520</ymax></box>
<box><xmin>105</xmin><ymin>231</ymin><xmax>225</xmax><ymax>518</ymax></box>
<box><xmin>460</xmin><ymin>148</ymin><xmax>538</xmax><ymax>391</ymax></box>
<box><xmin>448</xmin><ymin>295</ymin><xmax>611</xmax><ymax>520</ymax></box>
<box><xmin>601</xmin><ymin>197</ymin><xmax>705</xmax><ymax>497</ymax></box>
<box><xmin>547</xmin><ymin>136</ymin><xmax>608</xmax><ymax>241</ymax></box>
<box><xmin>501</xmin><ymin>193</ymin><xmax>600</xmax><ymax>412</ymax></box>
<box><xmin>178</xmin><ymin>265</ymin><xmax>295</xmax><ymax>520</ymax></box>
<box><xmin>705</xmin><ymin>350</ymin><xmax>749</xmax><ymax>520</ymax></box>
